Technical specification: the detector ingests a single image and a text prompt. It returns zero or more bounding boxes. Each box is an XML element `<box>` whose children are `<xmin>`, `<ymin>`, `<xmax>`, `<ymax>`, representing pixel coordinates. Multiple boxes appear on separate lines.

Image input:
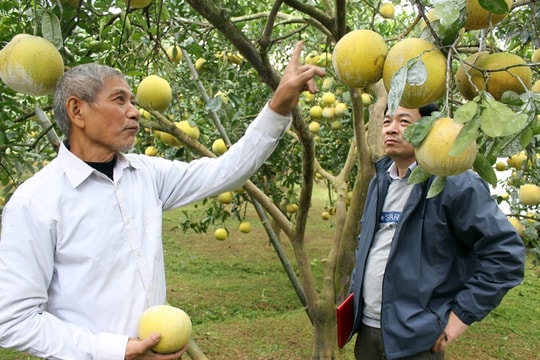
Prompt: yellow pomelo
<box><xmin>415</xmin><ymin>117</ymin><xmax>478</xmax><ymax>176</ymax></box>
<box><xmin>309</xmin><ymin>105</ymin><xmax>323</xmax><ymax>119</ymax></box>
<box><xmin>321</xmin><ymin>92</ymin><xmax>336</xmax><ymax>106</ymax></box>
<box><xmin>217</xmin><ymin>191</ymin><xmax>233</xmax><ymax>204</ymax></box>
<box><xmin>195</xmin><ymin>58</ymin><xmax>206</xmax><ymax>71</ymax></box>
<box><xmin>308</xmin><ymin>121</ymin><xmax>321</xmax><ymax>134</ymax></box>
<box><xmin>508</xmin><ymin>216</ymin><xmax>524</xmax><ymax>236</ymax></box>
<box><xmin>238</xmin><ymin>221</ymin><xmax>252</xmax><ymax>234</ymax></box>
<box><xmin>361</xmin><ymin>93</ymin><xmax>372</xmax><ymax>105</ymax></box>
<box><xmin>464</xmin><ymin>0</ymin><xmax>512</xmax><ymax>31</ymax></box>
<box><xmin>532</xmin><ymin>80</ymin><xmax>540</xmax><ymax>93</ymax></box>
<box><xmin>138</xmin><ymin>305</ymin><xmax>192</xmax><ymax>354</ymax></box>
<box><xmin>124</xmin><ymin>0</ymin><xmax>152</xmax><ymax>9</ymax></box>
<box><xmin>214</xmin><ymin>228</ymin><xmax>228</xmax><ymax>241</ymax></box>
<box><xmin>455</xmin><ymin>51</ymin><xmax>489</xmax><ymax>100</ymax></box>
<box><xmin>144</xmin><ymin>146</ymin><xmax>158</xmax><ymax>156</ymax></box>
<box><xmin>137</xmin><ymin>75</ymin><xmax>172</xmax><ymax>111</ymax></box>
<box><xmin>285</xmin><ymin>203</ymin><xmax>298</xmax><ymax>214</ymax></box>
<box><xmin>166</xmin><ymin>45</ymin><xmax>182</xmax><ymax>63</ymax></box>
<box><xmin>176</xmin><ymin>120</ymin><xmax>200</xmax><ymax>140</ymax></box>
<box><xmin>507</xmin><ymin>151</ymin><xmax>527</xmax><ymax>169</ymax></box>
<box><xmin>304</xmin><ymin>52</ymin><xmax>320</xmax><ymax>65</ymax></box>
<box><xmin>495</xmin><ymin>161</ymin><xmax>507</xmax><ymax>171</ymax></box>
<box><xmin>383</xmin><ymin>38</ymin><xmax>446</xmax><ymax>109</ymax></box>
<box><xmin>332</xmin><ymin>29</ymin><xmax>388</xmax><ymax>89</ymax></box>
<box><xmin>212</xmin><ymin>138</ymin><xmax>227</xmax><ymax>155</ymax></box>
<box><xmin>322</xmin><ymin>106</ymin><xmax>335</xmax><ymax>120</ymax></box>
<box><xmin>518</xmin><ymin>184</ymin><xmax>540</xmax><ymax>206</ymax></box>
<box><xmin>160</xmin><ymin>131</ymin><xmax>181</xmax><ymax>147</ymax></box>
<box><xmin>317</xmin><ymin>52</ymin><xmax>332</xmax><ymax>67</ymax></box>
<box><xmin>334</xmin><ymin>102</ymin><xmax>348</xmax><ymax>117</ymax></box>
<box><xmin>532</xmin><ymin>48</ymin><xmax>540</xmax><ymax>63</ymax></box>
<box><xmin>330</xmin><ymin>120</ymin><xmax>342</xmax><ymax>130</ymax></box>
<box><xmin>0</xmin><ymin>34</ymin><xmax>64</xmax><ymax>96</ymax></box>
<box><xmin>456</xmin><ymin>52</ymin><xmax>531</xmax><ymax>100</ymax></box>
<box><xmin>379</xmin><ymin>2</ymin><xmax>395</xmax><ymax>19</ymax></box>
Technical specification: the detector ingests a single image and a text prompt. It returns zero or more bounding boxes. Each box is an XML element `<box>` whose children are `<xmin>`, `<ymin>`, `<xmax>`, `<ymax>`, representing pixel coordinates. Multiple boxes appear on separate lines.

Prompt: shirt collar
<box><xmin>58</xmin><ymin>142</ymin><xmax>136</xmax><ymax>188</ymax></box>
<box><xmin>386</xmin><ymin>161</ymin><xmax>417</xmax><ymax>181</ymax></box>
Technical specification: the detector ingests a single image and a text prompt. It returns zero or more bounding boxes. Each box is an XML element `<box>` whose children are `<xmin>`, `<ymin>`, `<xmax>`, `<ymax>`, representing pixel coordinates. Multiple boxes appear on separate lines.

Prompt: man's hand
<box><xmin>125</xmin><ymin>332</ymin><xmax>188</xmax><ymax>360</ymax></box>
<box><xmin>269</xmin><ymin>41</ymin><xmax>326</xmax><ymax>115</ymax></box>
<box><xmin>431</xmin><ymin>311</ymin><xmax>469</xmax><ymax>353</ymax></box>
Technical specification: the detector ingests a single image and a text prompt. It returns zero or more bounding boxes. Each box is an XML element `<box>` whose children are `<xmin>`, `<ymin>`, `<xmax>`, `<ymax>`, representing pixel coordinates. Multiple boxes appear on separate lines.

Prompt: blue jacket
<box><xmin>349</xmin><ymin>157</ymin><xmax>525</xmax><ymax>359</ymax></box>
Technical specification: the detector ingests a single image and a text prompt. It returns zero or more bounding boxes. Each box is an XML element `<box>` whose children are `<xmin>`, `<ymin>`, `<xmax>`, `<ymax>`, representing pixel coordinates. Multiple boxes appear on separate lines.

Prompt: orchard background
<box><xmin>0</xmin><ymin>0</ymin><xmax>539</xmax><ymax>359</ymax></box>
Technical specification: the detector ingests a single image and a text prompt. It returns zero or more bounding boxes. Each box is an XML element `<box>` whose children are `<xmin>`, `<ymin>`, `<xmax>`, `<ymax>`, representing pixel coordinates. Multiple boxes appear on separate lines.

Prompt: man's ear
<box><xmin>66</xmin><ymin>96</ymin><xmax>85</xmax><ymax>129</ymax></box>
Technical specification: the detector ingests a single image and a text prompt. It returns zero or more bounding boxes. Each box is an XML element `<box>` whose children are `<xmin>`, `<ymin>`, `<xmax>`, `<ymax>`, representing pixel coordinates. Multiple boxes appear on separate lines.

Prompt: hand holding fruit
<box><xmin>269</xmin><ymin>41</ymin><xmax>326</xmax><ymax>116</ymax></box>
<box><xmin>126</xmin><ymin>304</ymin><xmax>192</xmax><ymax>359</ymax></box>
<box><xmin>125</xmin><ymin>333</ymin><xmax>188</xmax><ymax>359</ymax></box>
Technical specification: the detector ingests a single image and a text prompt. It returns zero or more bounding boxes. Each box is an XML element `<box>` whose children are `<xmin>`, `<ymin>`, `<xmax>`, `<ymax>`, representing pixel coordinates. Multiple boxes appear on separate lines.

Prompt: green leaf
<box><xmin>205</xmin><ymin>96</ymin><xmax>222</xmax><ymax>112</ymax></box>
<box><xmin>403</xmin><ymin>115</ymin><xmax>436</xmax><ymax>147</ymax></box>
<box><xmin>449</xmin><ymin>117</ymin><xmax>478</xmax><ymax>156</ymax></box>
<box><xmin>453</xmin><ymin>101</ymin><xmax>478</xmax><ymax>124</ymax></box>
<box><xmin>500</xmin><ymin>90</ymin><xmax>524</xmax><ymax>106</ymax></box>
<box><xmin>41</xmin><ymin>11</ymin><xmax>63</xmax><ymax>49</ymax></box>
<box><xmin>519</xmin><ymin>126</ymin><xmax>533</xmax><ymax>148</ymax></box>
<box><xmin>387</xmin><ymin>65</ymin><xmax>407</xmax><ymax>116</ymax></box>
<box><xmin>480</xmin><ymin>95</ymin><xmax>528</xmax><ymax>137</ymax></box>
<box><xmin>407</xmin><ymin>59</ymin><xmax>427</xmax><ymax>86</ymax></box>
<box><xmin>407</xmin><ymin>164</ymin><xmax>431</xmax><ymax>185</ymax></box>
<box><xmin>473</xmin><ymin>153</ymin><xmax>497</xmax><ymax>187</ymax></box>
<box><xmin>427</xmin><ymin>176</ymin><xmax>446</xmax><ymax>198</ymax></box>
<box><xmin>478</xmin><ymin>0</ymin><xmax>510</xmax><ymax>14</ymax></box>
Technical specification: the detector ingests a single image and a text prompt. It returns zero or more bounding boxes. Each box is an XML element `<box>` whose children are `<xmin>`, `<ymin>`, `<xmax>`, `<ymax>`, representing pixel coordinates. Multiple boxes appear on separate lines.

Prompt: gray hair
<box><xmin>53</xmin><ymin>64</ymin><xmax>125</xmax><ymax>136</ymax></box>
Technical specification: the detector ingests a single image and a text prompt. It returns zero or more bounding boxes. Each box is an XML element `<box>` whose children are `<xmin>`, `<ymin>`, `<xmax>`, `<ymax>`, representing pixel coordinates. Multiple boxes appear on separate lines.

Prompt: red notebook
<box><xmin>336</xmin><ymin>293</ymin><xmax>354</xmax><ymax>348</ymax></box>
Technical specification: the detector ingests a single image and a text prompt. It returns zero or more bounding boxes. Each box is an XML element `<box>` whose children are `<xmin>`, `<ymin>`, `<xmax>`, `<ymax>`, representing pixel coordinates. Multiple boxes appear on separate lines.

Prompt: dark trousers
<box><xmin>354</xmin><ymin>324</ymin><xmax>444</xmax><ymax>360</ymax></box>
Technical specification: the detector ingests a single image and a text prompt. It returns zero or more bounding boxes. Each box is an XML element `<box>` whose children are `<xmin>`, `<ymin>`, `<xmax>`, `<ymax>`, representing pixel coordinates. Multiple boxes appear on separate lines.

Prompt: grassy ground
<box><xmin>1</xmin><ymin>185</ymin><xmax>539</xmax><ymax>359</ymax></box>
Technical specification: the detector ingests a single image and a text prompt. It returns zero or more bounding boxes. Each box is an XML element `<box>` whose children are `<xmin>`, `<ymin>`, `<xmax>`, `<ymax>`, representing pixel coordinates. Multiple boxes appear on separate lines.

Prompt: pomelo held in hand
<box><xmin>332</xmin><ymin>29</ymin><xmax>388</xmax><ymax>89</ymax></box>
<box><xmin>0</xmin><ymin>34</ymin><xmax>64</xmax><ymax>96</ymax></box>
<box><xmin>415</xmin><ymin>117</ymin><xmax>477</xmax><ymax>176</ymax></box>
<box><xmin>137</xmin><ymin>304</ymin><xmax>192</xmax><ymax>354</ymax></box>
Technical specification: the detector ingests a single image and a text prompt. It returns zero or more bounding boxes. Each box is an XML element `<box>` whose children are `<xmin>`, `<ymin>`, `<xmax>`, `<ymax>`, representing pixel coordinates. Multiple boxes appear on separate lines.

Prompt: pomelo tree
<box><xmin>1</xmin><ymin>0</ymin><xmax>539</xmax><ymax>358</ymax></box>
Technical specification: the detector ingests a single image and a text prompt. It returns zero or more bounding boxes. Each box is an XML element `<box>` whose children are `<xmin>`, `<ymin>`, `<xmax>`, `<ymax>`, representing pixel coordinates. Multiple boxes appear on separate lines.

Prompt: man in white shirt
<box><xmin>0</xmin><ymin>41</ymin><xmax>324</xmax><ymax>360</ymax></box>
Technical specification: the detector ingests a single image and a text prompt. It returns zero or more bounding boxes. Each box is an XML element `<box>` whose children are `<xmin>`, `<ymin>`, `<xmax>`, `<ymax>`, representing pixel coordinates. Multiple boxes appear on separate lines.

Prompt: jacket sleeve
<box><xmin>447</xmin><ymin>174</ymin><xmax>526</xmax><ymax>325</ymax></box>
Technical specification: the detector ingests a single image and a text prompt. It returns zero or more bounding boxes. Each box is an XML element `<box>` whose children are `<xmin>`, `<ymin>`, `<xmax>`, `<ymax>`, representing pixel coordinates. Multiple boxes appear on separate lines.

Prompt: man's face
<box><xmin>381</xmin><ymin>106</ymin><xmax>421</xmax><ymax>163</ymax></box>
<box><xmin>76</xmin><ymin>76</ymin><xmax>140</xmax><ymax>156</ymax></box>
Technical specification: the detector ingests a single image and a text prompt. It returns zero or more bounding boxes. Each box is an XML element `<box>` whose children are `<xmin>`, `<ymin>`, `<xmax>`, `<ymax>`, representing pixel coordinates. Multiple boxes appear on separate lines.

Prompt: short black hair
<box><xmin>384</xmin><ymin>102</ymin><xmax>440</xmax><ymax>117</ymax></box>
<box><xmin>419</xmin><ymin>103</ymin><xmax>440</xmax><ymax>117</ymax></box>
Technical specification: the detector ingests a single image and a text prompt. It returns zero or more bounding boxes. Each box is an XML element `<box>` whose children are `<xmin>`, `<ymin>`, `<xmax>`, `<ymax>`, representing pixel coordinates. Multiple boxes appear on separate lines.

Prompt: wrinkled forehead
<box><xmin>98</xmin><ymin>76</ymin><xmax>134</xmax><ymax>98</ymax></box>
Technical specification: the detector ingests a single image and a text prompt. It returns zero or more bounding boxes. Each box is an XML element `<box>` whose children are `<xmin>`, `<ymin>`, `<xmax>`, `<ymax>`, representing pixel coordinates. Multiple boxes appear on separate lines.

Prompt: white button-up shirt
<box><xmin>0</xmin><ymin>104</ymin><xmax>290</xmax><ymax>360</ymax></box>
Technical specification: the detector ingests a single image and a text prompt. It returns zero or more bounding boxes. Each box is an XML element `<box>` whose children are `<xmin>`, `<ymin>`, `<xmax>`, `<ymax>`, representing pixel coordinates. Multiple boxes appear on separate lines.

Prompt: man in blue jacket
<box><xmin>348</xmin><ymin>104</ymin><xmax>525</xmax><ymax>359</ymax></box>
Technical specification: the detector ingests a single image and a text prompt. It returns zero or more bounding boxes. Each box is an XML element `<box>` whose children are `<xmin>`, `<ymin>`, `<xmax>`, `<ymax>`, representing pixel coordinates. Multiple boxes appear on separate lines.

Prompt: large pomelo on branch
<box><xmin>136</xmin><ymin>75</ymin><xmax>172</xmax><ymax>111</ymax></box>
<box><xmin>456</xmin><ymin>52</ymin><xmax>531</xmax><ymax>100</ymax></box>
<box><xmin>0</xmin><ymin>34</ymin><xmax>64</xmax><ymax>96</ymax></box>
<box><xmin>415</xmin><ymin>117</ymin><xmax>477</xmax><ymax>176</ymax></box>
<box><xmin>332</xmin><ymin>29</ymin><xmax>388</xmax><ymax>89</ymax></box>
<box><xmin>464</xmin><ymin>0</ymin><xmax>513</xmax><ymax>31</ymax></box>
<box><xmin>137</xmin><ymin>304</ymin><xmax>192</xmax><ymax>354</ymax></box>
<box><xmin>382</xmin><ymin>38</ymin><xmax>446</xmax><ymax>109</ymax></box>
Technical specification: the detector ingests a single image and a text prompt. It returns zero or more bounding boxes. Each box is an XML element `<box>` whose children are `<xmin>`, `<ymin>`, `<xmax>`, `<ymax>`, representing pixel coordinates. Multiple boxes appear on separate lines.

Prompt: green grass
<box><xmin>1</xmin><ymin>185</ymin><xmax>539</xmax><ymax>359</ymax></box>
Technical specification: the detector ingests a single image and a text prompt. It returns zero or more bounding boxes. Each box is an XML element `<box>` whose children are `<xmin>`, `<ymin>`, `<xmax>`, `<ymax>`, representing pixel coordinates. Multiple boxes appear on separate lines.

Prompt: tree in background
<box><xmin>1</xmin><ymin>0</ymin><xmax>539</xmax><ymax>358</ymax></box>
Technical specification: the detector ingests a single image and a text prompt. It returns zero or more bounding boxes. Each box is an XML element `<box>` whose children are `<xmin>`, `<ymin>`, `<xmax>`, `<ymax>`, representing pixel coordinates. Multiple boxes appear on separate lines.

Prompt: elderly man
<box><xmin>0</xmin><ymin>41</ymin><xmax>324</xmax><ymax>360</ymax></box>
